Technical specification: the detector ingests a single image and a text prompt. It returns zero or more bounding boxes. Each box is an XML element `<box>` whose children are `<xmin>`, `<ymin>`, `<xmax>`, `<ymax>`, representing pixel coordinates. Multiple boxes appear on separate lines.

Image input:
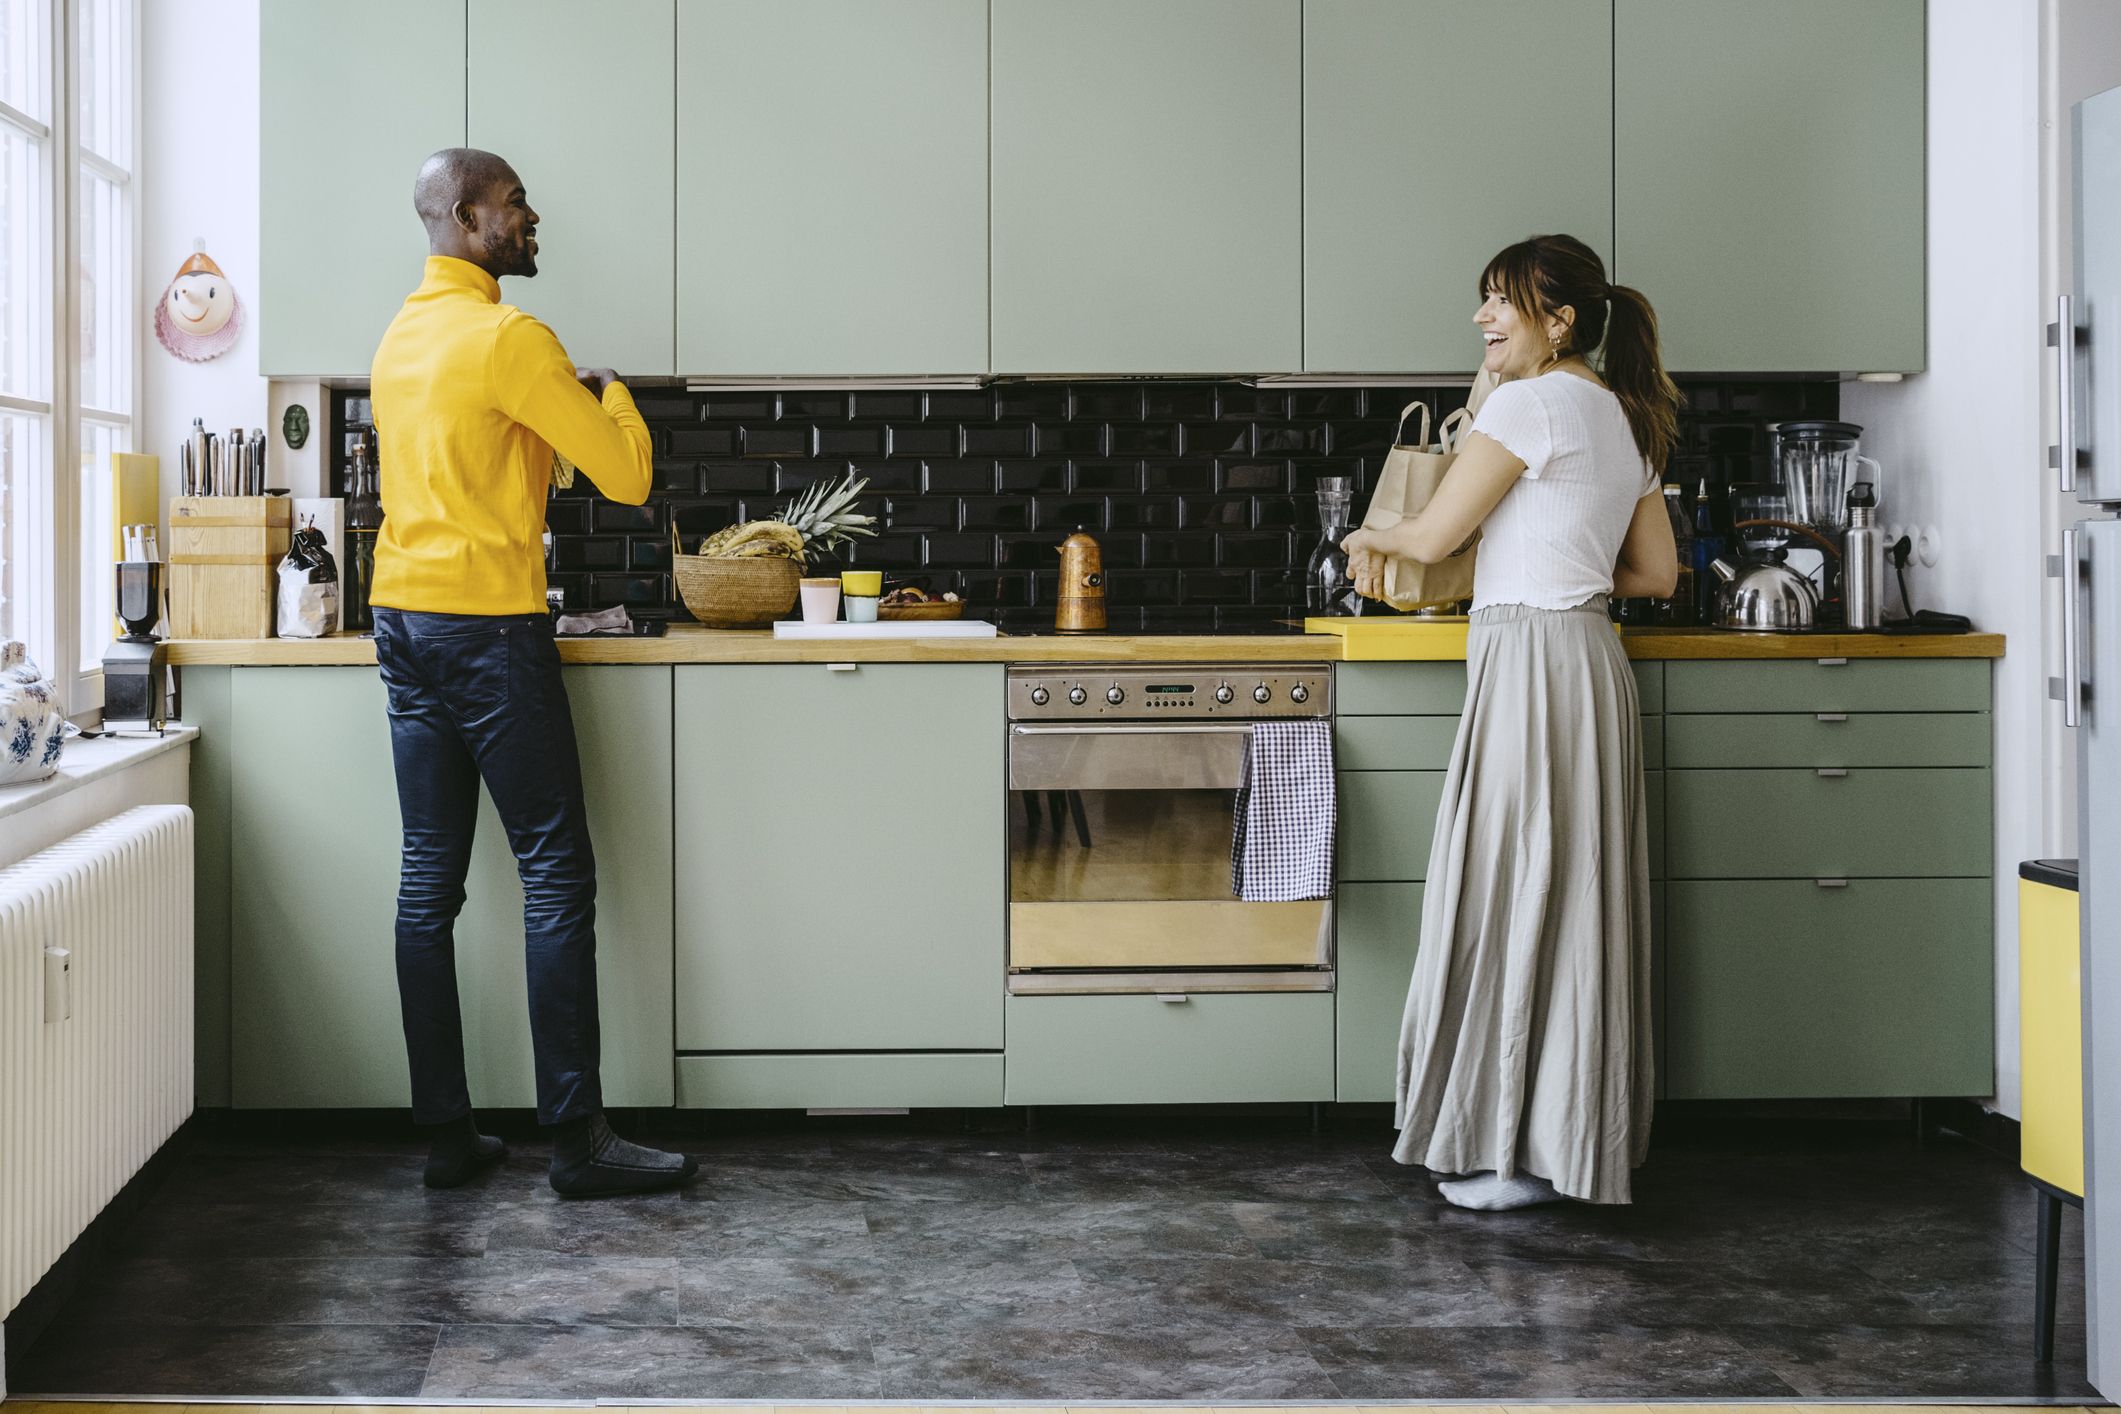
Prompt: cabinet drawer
<box><xmin>676</xmin><ymin>1053</ymin><xmax>1002</xmax><ymax>1110</ymax></box>
<box><xmin>1666</xmin><ymin>659</ymin><xmax>1989</xmax><ymax>714</ymax></box>
<box><xmin>1336</xmin><ymin>716</ymin><xmax>1458</xmax><ymax>771</ymax></box>
<box><xmin>1337</xmin><ymin>715</ymin><xmax>1660</xmax><ymax>771</ymax></box>
<box><xmin>1335</xmin><ymin>662</ymin><xmax>1465</xmax><ymax>716</ymax></box>
<box><xmin>1666</xmin><ymin>768</ymin><xmax>1991</xmax><ymax>878</ymax></box>
<box><xmin>1004</xmin><ymin>992</ymin><xmax>1334</xmax><ymax>1104</ymax></box>
<box><xmin>1632</xmin><ymin>660</ymin><xmax>1663</xmax><ymax>714</ymax></box>
<box><xmin>1665</xmin><ymin>878</ymin><xmax>1993</xmax><ymax>1099</ymax></box>
<box><xmin>1667</xmin><ymin>713</ymin><xmax>1990</xmax><ymax>769</ymax></box>
<box><xmin>1338</xmin><ymin>771</ymin><xmax>1445</xmax><ymax>881</ymax></box>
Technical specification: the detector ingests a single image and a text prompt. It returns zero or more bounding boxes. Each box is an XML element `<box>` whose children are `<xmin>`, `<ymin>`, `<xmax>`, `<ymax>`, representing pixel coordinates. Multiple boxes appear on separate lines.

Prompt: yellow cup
<box><xmin>840</xmin><ymin>570</ymin><xmax>883</xmax><ymax>597</ymax></box>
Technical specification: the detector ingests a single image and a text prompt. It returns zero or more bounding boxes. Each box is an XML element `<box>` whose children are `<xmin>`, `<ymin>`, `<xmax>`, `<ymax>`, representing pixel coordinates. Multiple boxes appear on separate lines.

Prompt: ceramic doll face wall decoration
<box><xmin>154</xmin><ymin>241</ymin><xmax>243</xmax><ymax>361</ymax></box>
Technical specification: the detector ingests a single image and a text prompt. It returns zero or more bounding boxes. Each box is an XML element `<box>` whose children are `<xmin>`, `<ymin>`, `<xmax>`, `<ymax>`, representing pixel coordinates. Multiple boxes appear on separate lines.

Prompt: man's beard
<box><xmin>486</xmin><ymin>226</ymin><xmax>536</xmax><ymax>278</ymax></box>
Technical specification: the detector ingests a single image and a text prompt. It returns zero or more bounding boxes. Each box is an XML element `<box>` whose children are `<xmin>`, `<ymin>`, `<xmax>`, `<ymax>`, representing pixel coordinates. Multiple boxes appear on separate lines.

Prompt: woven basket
<box><xmin>673</xmin><ymin>554</ymin><xmax>800</xmax><ymax>628</ymax></box>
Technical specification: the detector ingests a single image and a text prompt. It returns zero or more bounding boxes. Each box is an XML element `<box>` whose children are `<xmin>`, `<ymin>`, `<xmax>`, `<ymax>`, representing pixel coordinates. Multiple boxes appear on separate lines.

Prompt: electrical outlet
<box><xmin>1916</xmin><ymin>525</ymin><xmax>1941</xmax><ymax>568</ymax></box>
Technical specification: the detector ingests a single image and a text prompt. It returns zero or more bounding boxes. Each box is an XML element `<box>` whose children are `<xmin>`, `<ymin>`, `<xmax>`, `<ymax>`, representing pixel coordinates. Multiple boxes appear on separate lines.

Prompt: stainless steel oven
<box><xmin>1006</xmin><ymin>662</ymin><xmax>1334</xmax><ymax>995</ymax></box>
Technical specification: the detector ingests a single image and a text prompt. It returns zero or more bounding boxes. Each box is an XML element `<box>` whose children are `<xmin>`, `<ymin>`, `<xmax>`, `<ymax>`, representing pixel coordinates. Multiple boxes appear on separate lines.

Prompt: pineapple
<box><xmin>694</xmin><ymin>471</ymin><xmax>876</xmax><ymax>565</ymax></box>
<box><xmin>779</xmin><ymin>471</ymin><xmax>877</xmax><ymax>558</ymax></box>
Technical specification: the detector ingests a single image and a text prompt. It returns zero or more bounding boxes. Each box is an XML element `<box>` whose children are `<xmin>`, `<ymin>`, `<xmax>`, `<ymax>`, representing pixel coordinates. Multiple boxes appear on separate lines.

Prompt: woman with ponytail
<box><xmin>1340</xmin><ymin>234</ymin><xmax>1681</xmax><ymax>1209</ymax></box>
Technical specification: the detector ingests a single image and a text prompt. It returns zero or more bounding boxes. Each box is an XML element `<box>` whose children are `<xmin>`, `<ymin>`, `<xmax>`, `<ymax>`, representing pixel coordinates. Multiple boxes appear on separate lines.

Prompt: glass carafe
<box><xmin>1306</xmin><ymin>476</ymin><xmax>1360</xmax><ymax>615</ymax></box>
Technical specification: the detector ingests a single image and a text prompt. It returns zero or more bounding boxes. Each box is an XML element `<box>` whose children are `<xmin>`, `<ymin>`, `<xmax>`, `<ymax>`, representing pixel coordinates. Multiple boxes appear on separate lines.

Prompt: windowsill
<box><xmin>0</xmin><ymin>725</ymin><xmax>199</xmax><ymax>825</ymax></box>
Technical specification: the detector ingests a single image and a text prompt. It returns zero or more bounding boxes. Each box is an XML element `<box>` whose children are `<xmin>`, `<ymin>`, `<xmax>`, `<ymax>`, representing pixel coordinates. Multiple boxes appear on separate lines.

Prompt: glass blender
<box><xmin>1775</xmin><ymin>420</ymin><xmax>1881</xmax><ymax>624</ymax></box>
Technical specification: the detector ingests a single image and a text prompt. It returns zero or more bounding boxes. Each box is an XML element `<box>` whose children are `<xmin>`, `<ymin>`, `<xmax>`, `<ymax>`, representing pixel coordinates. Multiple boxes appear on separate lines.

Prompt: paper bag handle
<box><xmin>1392</xmin><ymin>401</ymin><xmax>1431</xmax><ymax>450</ymax></box>
<box><xmin>1438</xmin><ymin>406</ymin><xmax>1474</xmax><ymax>452</ymax></box>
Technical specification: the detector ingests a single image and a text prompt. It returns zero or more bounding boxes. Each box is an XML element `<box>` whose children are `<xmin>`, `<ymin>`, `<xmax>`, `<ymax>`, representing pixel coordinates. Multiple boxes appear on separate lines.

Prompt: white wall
<box><xmin>141</xmin><ymin>0</ymin><xmax>266</xmax><ymax>510</ymax></box>
<box><xmin>1841</xmin><ymin>0</ymin><xmax>2044</xmax><ymax>1118</ymax></box>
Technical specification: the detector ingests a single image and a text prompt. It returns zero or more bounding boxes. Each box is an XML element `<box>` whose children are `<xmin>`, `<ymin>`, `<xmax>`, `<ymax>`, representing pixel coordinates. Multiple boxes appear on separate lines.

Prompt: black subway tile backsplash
<box><xmin>339</xmin><ymin>375</ymin><xmax>1832</xmax><ymax>625</ymax></box>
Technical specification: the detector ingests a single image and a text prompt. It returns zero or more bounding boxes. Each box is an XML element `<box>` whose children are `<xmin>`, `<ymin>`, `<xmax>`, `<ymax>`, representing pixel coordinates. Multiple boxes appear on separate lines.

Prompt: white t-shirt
<box><xmin>1465</xmin><ymin>371</ymin><xmax>1658</xmax><ymax>613</ymax></box>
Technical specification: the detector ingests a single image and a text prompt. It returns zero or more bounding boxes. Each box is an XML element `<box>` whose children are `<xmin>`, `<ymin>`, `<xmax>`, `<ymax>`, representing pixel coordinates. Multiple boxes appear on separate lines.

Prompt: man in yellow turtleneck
<box><xmin>369</xmin><ymin>148</ymin><xmax>695</xmax><ymax>1198</ymax></box>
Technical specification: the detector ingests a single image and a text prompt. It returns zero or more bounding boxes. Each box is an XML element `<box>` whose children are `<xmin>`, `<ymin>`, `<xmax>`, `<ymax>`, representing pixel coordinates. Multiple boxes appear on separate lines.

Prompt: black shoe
<box><xmin>549</xmin><ymin>1112</ymin><xmax>699</xmax><ymax>1199</ymax></box>
<box><xmin>422</xmin><ymin>1113</ymin><xmax>507</xmax><ymax>1189</ymax></box>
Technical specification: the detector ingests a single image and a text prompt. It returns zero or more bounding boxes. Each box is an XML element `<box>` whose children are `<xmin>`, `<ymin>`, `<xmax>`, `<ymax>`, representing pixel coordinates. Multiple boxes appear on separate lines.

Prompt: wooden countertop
<box><xmin>164</xmin><ymin>623</ymin><xmax>2007</xmax><ymax>665</ymax></box>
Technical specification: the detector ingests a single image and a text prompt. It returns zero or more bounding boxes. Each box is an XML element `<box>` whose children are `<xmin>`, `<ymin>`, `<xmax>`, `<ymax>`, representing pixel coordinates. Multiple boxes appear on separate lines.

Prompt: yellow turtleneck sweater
<box><xmin>369</xmin><ymin>255</ymin><xmax>653</xmax><ymax>616</ymax></box>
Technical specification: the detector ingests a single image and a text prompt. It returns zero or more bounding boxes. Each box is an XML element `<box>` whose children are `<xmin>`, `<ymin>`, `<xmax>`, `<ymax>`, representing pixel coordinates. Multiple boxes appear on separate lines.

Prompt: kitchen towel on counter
<box><xmin>1230</xmin><ymin>719</ymin><xmax>1335</xmax><ymax>902</ymax></box>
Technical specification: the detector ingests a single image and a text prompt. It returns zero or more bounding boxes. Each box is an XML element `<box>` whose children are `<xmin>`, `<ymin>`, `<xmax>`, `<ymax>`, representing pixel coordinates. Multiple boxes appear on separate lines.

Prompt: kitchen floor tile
<box><xmin>1729</xmin><ymin>1321</ymin><xmax>2101</xmax><ymax>1400</ymax></box>
<box><xmin>863</xmin><ymin>1198</ymin><xmax>1261</xmax><ymax>1263</ymax></box>
<box><xmin>1301</xmin><ymin>1324</ymin><xmax>1803</xmax><ymax>1401</ymax></box>
<box><xmin>419</xmin><ymin>1322</ymin><xmax>880</xmax><ymax>1400</ymax></box>
<box><xmin>6</xmin><ymin>1322</ymin><xmax>441</xmax><ymax>1398</ymax></box>
<box><xmin>871</xmin><ymin>1324</ymin><xmax>1341</xmax><ymax>1400</ymax></box>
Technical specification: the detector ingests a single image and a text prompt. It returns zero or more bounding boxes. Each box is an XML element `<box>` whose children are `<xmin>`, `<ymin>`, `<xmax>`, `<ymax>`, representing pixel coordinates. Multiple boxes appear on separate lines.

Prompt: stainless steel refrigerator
<box><xmin>2060</xmin><ymin>78</ymin><xmax>2121</xmax><ymax>1398</ymax></box>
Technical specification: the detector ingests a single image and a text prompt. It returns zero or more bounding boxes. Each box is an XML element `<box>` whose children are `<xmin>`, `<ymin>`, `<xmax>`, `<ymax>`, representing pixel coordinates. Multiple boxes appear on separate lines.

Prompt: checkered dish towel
<box><xmin>1230</xmin><ymin>718</ymin><xmax>1336</xmax><ymax>902</ymax></box>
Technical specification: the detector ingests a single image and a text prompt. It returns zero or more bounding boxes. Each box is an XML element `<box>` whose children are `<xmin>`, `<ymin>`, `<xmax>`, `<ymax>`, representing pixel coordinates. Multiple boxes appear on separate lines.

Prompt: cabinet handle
<box><xmin>1816</xmin><ymin>713</ymin><xmax>1848</xmax><ymax>723</ymax></box>
<box><xmin>1815</xmin><ymin>878</ymin><xmax>1850</xmax><ymax>889</ymax></box>
<box><xmin>1156</xmin><ymin>993</ymin><xmax>1191</xmax><ymax>1004</ymax></box>
<box><xmin>2056</xmin><ymin>528</ymin><xmax>2083</xmax><ymax>728</ymax></box>
<box><xmin>1816</xmin><ymin>657</ymin><xmax>1849</xmax><ymax>667</ymax></box>
<box><xmin>1816</xmin><ymin>767</ymin><xmax>1849</xmax><ymax>778</ymax></box>
<box><xmin>825</xmin><ymin>662</ymin><xmax>859</xmax><ymax>673</ymax></box>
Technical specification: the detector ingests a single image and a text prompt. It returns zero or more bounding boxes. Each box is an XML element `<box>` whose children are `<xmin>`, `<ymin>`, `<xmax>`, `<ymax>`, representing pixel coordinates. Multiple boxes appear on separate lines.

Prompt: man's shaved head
<box><xmin>414</xmin><ymin>148</ymin><xmax>540</xmax><ymax>279</ymax></box>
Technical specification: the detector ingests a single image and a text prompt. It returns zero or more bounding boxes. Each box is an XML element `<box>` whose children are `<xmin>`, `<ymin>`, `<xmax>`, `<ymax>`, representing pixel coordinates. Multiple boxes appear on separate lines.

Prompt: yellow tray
<box><xmin>1303</xmin><ymin>616</ymin><xmax>1470</xmax><ymax>659</ymax></box>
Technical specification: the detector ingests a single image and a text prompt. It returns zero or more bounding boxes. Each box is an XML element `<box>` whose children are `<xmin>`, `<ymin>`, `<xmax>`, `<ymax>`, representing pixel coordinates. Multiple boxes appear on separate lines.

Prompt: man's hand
<box><xmin>575</xmin><ymin>367</ymin><xmax>620</xmax><ymax>397</ymax></box>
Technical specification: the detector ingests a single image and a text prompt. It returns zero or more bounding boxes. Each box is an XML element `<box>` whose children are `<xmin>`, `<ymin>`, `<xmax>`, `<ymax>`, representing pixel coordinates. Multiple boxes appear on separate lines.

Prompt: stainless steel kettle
<box><xmin>1709</xmin><ymin>556</ymin><xmax>1820</xmax><ymax>630</ymax></box>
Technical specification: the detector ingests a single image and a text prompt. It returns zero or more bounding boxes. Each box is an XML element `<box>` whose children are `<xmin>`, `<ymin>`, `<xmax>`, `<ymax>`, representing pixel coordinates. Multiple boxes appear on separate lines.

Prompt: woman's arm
<box><xmin>1610</xmin><ymin>486</ymin><xmax>1680</xmax><ymax>599</ymax></box>
<box><xmin>1340</xmin><ymin>431</ymin><xmax>1527</xmax><ymax>590</ymax></box>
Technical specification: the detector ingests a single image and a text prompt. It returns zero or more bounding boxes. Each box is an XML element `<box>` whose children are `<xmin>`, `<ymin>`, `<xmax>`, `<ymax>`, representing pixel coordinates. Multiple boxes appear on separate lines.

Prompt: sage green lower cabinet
<box><xmin>1665</xmin><ymin>660</ymin><xmax>1989</xmax><ymax>715</ymax></box>
<box><xmin>1666</xmin><ymin>768</ymin><xmax>1991</xmax><ymax>879</ymax></box>
<box><xmin>1667</xmin><ymin>713</ymin><xmax>1992</xmax><ymax>770</ymax></box>
<box><xmin>180</xmin><ymin>666</ymin><xmax>235</xmax><ymax>1107</ymax></box>
<box><xmin>1004</xmin><ymin>993</ymin><xmax>1333</xmax><ymax>1105</ymax></box>
<box><xmin>1665</xmin><ymin>879</ymin><xmax>1993</xmax><ymax>1098</ymax></box>
<box><xmin>1335</xmin><ymin>883</ymin><xmax>1420</xmax><ymax>1103</ymax></box>
<box><xmin>228</xmin><ymin>666</ymin><xmax>675</xmax><ymax>1108</ymax></box>
<box><xmin>1337</xmin><ymin>772</ymin><xmax>1445</xmax><ymax>882</ymax></box>
<box><xmin>673</xmin><ymin>664</ymin><xmax>1004</xmax><ymax>1057</ymax></box>
<box><xmin>676</xmin><ymin>1053</ymin><xmax>1002</xmax><ymax>1110</ymax></box>
<box><xmin>1335</xmin><ymin>663</ymin><xmax>1466</xmax><ymax>716</ymax></box>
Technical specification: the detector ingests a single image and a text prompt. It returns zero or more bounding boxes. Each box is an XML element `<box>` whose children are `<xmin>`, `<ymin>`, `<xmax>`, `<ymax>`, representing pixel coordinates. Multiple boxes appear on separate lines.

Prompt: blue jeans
<box><xmin>373</xmin><ymin>608</ymin><xmax>602</xmax><ymax>1126</ymax></box>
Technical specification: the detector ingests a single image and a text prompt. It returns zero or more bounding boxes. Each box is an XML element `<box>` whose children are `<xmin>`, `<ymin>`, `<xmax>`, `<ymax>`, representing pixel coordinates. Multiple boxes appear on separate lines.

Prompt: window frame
<box><xmin>62</xmin><ymin>0</ymin><xmax>140</xmax><ymax>713</ymax></box>
<box><xmin>0</xmin><ymin>0</ymin><xmax>138</xmax><ymax>715</ymax></box>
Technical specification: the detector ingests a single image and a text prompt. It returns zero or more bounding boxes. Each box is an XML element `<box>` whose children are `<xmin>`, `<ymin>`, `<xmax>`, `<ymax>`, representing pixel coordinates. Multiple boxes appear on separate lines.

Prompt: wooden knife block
<box><xmin>168</xmin><ymin>496</ymin><xmax>292</xmax><ymax>639</ymax></box>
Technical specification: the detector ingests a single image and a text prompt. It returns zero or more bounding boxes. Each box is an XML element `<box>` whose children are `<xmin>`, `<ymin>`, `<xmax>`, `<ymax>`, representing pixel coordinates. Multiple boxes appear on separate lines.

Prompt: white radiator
<box><xmin>0</xmin><ymin>805</ymin><xmax>193</xmax><ymax>1319</ymax></box>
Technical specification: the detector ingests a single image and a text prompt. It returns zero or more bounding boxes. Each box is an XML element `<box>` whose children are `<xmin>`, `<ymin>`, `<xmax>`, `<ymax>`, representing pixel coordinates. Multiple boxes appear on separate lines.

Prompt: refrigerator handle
<box><xmin>2049</xmin><ymin>294</ymin><xmax>2078</xmax><ymax>495</ymax></box>
<box><xmin>2055</xmin><ymin>527</ymin><xmax>2083</xmax><ymax>728</ymax></box>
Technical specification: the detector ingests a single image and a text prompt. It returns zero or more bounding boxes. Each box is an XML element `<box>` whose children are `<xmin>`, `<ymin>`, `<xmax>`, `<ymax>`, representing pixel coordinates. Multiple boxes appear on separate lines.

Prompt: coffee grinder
<box><xmin>102</xmin><ymin>560</ymin><xmax>168</xmax><ymax>732</ymax></box>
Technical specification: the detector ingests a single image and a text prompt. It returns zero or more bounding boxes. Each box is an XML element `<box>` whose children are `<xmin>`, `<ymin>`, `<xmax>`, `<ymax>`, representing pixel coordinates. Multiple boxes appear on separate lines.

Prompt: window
<box><xmin>0</xmin><ymin>0</ymin><xmax>135</xmax><ymax>710</ymax></box>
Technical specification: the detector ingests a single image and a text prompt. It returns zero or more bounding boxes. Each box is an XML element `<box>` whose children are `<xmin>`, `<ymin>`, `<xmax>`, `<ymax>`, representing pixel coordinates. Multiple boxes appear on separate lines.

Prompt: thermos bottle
<box><xmin>1843</xmin><ymin>481</ymin><xmax>1881</xmax><ymax>630</ymax></box>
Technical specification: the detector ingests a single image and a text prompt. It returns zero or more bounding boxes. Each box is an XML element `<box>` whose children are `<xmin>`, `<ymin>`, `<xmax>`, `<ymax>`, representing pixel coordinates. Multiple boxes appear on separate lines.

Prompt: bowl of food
<box><xmin>878</xmin><ymin>585</ymin><xmax>966</xmax><ymax>621</ymax></box>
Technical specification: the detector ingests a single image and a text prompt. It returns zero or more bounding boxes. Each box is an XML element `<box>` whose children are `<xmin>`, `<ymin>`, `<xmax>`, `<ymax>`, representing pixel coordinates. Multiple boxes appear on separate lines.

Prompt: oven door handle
<box><xmin>1009</xmin><ymin>722</ymin><xmax>1255</xmax><ymax>791</ymax></box>
<box><xmin>1009</xmin><ymin>724</ymin><xmax>1256</xmax><ymax>736</ymax></box>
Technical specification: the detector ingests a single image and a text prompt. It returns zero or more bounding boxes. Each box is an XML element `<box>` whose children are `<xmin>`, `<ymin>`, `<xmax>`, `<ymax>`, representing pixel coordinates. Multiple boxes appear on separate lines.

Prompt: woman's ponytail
<box><xmin>1598</xmin><ymin>284</ymin><xmax>1680</xmax><ymax>475</ymax></box>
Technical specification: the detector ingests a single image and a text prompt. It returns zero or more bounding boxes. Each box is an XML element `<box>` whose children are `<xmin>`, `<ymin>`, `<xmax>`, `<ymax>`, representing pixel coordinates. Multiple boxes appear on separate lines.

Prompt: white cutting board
<box><xmin>771</xmin><ymin>619</ymin><xmax>999</xmax><ymax>639</ymax></box>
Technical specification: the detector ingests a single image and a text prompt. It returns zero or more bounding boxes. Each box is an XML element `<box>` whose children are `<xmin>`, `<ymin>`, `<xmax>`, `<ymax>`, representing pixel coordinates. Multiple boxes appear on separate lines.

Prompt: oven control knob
<box><xmin>1029</xmin><ymin>686</ymin><xmax>1050</xmax><ymax>706</ymax></box>
<box><xmin>1289</xmin><ymin>683</ymin><xmax>1310</xmax><ymax>704</ymax></box>
<box><xmin>1253</xmin><ymin>684</ymin><xmax>1273</xmax><ymax>704</ymax></box>
<box><xmin>1215</xmin><ymin>683</ymin><xmax>1234</xmax><ymax>705</ymax></box>
<box><xmin>1067</xmin><ymin>686</ymin><xmax>1088</xmax><ymax>706</ymax></box>
<box><xmin>1106</xmin><ymin>685</ymin><xmax>1126</xmax><ymax>706</ymax></box>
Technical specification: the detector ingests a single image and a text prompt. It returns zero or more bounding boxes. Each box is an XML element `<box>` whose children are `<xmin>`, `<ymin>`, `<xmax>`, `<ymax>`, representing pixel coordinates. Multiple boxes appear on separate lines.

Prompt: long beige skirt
<box><xmin>1389</xmin><ymin>596</ymin><xmax>1654</xmax><ymax>1204</ymax></box>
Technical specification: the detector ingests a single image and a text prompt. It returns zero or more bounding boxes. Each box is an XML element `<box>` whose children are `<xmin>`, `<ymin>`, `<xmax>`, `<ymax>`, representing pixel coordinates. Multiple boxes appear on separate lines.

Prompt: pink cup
<box><xmin>799</xmin><ymin>577</ymin><xmax>842</xmax><ymax>624</ymax></box>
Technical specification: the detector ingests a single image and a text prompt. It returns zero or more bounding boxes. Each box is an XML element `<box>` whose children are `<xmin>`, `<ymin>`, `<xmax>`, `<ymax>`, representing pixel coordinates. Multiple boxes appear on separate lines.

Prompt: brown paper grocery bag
<box><xmin>1360</xmin><ymin>400</ymin><xmax>1479</xmax><ymax>611</ymax></box>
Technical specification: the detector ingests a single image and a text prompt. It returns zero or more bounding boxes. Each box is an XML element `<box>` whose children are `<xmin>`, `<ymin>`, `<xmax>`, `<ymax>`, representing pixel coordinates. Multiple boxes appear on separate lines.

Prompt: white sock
<box><xmin>1437</xmin><ymin>1170</ymin><xmax>1564</xmax><ymax>1211</ymax></box>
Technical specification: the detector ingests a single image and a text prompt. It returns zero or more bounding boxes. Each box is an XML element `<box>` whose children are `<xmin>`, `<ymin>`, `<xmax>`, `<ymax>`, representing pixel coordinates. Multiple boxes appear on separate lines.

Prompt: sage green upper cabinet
<box><xmin>674</xmin><ymin>664</ymin><xmax>1005</xmax><ymax>1052</ymax></box>
<box><xmin>1614</xmin><ymin>0</ymin><xmax>1925</xmax><ymax>373</ymax></box>
<box><xmin>260</xmin><ymin>2</ymin><xmax>464</xmax><ymax>376</ymax></box>
<box><xmin>1303</xmin><ymin>1</ymin><xmax>1612</xmax><ymax>374</ymax></box>
<box><xmin>677</xmin><ymin>0</ymin><xmax>988</xmax><ymax>375</ymax></box>
<box><xmin>990</xmin><ymin>0</ymin><xmax>1302</xmax><ymax>374</ymax></box>
<box><xmin>470</xmin><ymin>0</ymin><xmax>676</xmax><ymax>375</ymax></box>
